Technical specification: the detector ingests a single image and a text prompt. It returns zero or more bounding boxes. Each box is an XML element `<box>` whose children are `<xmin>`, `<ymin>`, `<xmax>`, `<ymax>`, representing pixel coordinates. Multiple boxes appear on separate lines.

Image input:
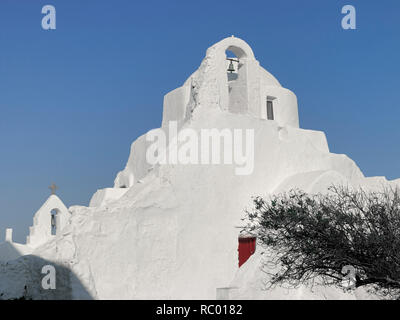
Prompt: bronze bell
<box><xmin>227</xmin><ymin>60</ymin><xmax>235</xmax><ymax>73</ymax></box>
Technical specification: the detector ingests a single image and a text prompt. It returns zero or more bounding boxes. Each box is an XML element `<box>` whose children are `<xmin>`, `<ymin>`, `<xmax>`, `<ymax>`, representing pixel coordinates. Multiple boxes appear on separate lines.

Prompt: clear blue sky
<box><xmin>1</xmin><ymin>0</ymin><xmax>399</xmax><ymax>243</ymax></box>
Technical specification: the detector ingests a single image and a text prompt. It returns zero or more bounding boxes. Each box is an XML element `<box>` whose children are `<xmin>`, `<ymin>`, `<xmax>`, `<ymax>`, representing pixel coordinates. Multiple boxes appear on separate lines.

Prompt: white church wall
<box><xmin>89</xmin><ymin>188</ymin><xmax>129</xmax><ymax>207</ymax></box>
<box><xmin>246</xmin><ymin>59</ymin><xmax>262</xmax><ymax>117</ymax></box>
<box><xmin>27</xmin><ymin>195</ymin><xmax>70</xmax><ymax>248</ymax></box>
<box><xmin>292</xmin><ymin>127</ymin><xmax>329</xmax><ymax>153</ymax></box>
<box><xmin>169</xmin><ymin>36</ymin><xmax>299</xmax><ymax>128</ymax></box>
<box><xmin>258</xmin><ymin>66</ymin><xmax>281</xmax><ymax>87</ymax></box>
<box><xmin>161</xmin><ymin>86</ymin><xmax>191</xmax><ymax>127</ymax></box>
<box><xmin>274</xmin><ymin>170</ymin><xmax>348</xmax><ymax>194</ymax></box>
<box><xmin>114</xmin><ymin>133</ymin><xmax>154</xmax><ymax>188</ymax></box>
<box><xmin>260</xmin><ymin>86</ymin><xmax>299</xmax><ymax>128</ymax></box>
<box><xmin>1</xmin><ymin>195</ymin><xmax>71</xmax><ymax>263</ymax></box>
<box><xmin>228</xmin><ymin>250</ymin><xmax>360</xmax><ymax>300</ymax></box>
<box><xmin>2</xmin><ymin>36</ymin><xmax>399</xmax><ymax>300</ymax></box>
<box><xmin>111</xmin><ymin>29</ymin><xmax>356</xmax><ymax>228</ymax></box>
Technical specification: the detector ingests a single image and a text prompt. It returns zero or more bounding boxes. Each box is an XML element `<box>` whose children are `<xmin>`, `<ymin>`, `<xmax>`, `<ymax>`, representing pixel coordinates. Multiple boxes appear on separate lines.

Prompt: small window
<box><xmin>267</xmin><ymin>99</ymin><xmax>274</xmax><ymax>120</ymax></box>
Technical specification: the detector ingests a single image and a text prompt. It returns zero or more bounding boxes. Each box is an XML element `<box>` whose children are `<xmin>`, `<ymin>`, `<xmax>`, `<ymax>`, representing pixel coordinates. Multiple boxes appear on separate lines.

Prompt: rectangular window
<box><xmin>267</xmin><ymin>100</ymin><xmax>274</xmax><ymax>120</ymax></box>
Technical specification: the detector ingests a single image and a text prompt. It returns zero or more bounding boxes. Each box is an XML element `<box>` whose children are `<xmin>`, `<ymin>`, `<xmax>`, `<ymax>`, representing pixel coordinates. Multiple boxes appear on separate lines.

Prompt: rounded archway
<box><xmin>216</xmin><ymin>36</ymin><xmax>256</xmax><ymax>61</ymax></box>
<box><xmin>226</xmin><ymin>45</ymin><xmax>248</xmax><ymax>59</ymax></box>
<box><xmin>218</xmin><ymin>37</ymin><xmax>255</xmax><ymax>114</ymax></box>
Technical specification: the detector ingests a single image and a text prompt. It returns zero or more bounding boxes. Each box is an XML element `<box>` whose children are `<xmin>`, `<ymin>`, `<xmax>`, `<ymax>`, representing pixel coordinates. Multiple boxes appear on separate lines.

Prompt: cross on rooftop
<box><xmin>49</xmin><ymin>183</ymin><xmax>58</xmax><ymax>195</ymax></box>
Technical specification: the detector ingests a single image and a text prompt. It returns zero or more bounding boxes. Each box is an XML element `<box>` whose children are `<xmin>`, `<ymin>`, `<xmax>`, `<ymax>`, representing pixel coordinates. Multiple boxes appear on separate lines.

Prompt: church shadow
<box><xmin>0</xmin><ymin>244</ymin><xmax>93</xmax><ymax>300</ymax></box>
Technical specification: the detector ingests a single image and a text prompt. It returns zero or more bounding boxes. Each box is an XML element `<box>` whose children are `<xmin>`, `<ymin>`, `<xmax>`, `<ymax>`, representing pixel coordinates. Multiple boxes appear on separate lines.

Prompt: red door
<box><xmin>238</xmin><ymin>236</ymin><xmax>256</xmax><ymax>267</ymax></box>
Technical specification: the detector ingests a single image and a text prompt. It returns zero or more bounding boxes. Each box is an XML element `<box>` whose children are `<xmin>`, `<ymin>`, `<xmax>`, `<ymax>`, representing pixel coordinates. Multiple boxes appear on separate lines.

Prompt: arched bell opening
<box><xmin>50</xmin><ymin>208</ymin><xmax>60</xmax><ymax>236</ymax></box>
<box><xmin>225</xmin><ymin>47</ymin><xmax>249</xmax><ymax>114</ymax></box>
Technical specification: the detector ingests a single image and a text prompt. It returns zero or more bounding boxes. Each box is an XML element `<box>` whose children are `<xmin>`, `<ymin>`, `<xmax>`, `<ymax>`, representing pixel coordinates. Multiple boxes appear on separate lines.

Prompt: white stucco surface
<box><xmin>1</xmin><ymin>36</ymin><xmax>398</xmax><ymax>300</ymax></box>
<box><xmin>26</xmin><ymin>194</ymin><xmax>70</xmax><ymax>248</ymax></box>
<box><xmin>89</xmin><ymin>188</ymin><xmax>129</xmax><ymax>207</ymax></box>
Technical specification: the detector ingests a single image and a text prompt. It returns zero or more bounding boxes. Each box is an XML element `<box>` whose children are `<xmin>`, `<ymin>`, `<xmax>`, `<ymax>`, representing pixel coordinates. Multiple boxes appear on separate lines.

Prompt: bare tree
<box><xmin>242</xmin><ymin>186</ymin><xmax>400</xmax><ymax>299</ymax></box>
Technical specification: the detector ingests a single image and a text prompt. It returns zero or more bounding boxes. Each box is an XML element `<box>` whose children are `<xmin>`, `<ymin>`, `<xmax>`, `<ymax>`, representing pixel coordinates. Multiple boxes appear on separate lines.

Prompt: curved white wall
<box><xmin>260</xmin><ymin>86</ymin><xmax>299</xmax><ymax>128</ymax></box>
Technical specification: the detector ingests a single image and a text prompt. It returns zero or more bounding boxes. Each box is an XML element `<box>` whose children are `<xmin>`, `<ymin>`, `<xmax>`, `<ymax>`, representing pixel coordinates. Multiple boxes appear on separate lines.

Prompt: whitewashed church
<box><xmin>1</xmin><ymin>36</ymin><xmax>399</xmax><ymax>300</ymax></box>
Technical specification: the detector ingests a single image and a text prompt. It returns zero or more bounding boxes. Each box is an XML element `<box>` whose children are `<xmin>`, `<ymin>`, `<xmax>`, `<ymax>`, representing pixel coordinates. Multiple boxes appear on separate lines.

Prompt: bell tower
<box><xmin>161</xmin><ymin>36</ymin><xmax>299</xmax><ymax>129</ymax></box>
